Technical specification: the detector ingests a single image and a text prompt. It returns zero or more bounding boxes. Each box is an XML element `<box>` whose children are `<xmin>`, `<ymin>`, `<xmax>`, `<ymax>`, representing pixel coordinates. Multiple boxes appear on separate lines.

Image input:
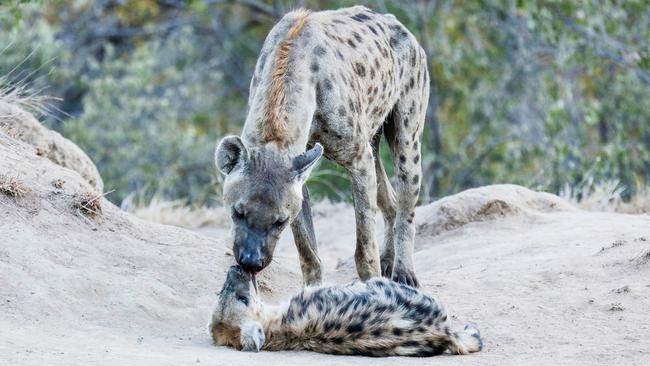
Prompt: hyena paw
<box><xmin>391</xmin><ymin>264</ymin><xmax>419</xmax><ymax>288</ymax></box>
<box><xmin>380</xmin><ymin>253</ymin><xmax>394</xmax><ymax>278</ymax></box>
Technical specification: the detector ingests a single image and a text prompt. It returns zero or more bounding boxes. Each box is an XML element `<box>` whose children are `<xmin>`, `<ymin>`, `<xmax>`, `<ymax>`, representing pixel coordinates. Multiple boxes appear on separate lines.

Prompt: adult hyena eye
<box><xmin>272</xmin><ymin>218</ymin><xmax>287</xmax><ymax>230</ymax></box>
<box><xmin>237</xmin><ymin>295</ymin><xmax>249</xmax><ymax>305</ymax></box>
<box><xmin>232</xmin><ymin>207</ymin><xmax>245</xmax><ymax>221</ymax></box>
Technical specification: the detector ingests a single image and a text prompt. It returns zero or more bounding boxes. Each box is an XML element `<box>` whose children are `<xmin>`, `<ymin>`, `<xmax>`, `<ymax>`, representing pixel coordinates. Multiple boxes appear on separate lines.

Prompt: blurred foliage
<box><xmin>0</xmin><ymin>0</ymin><xmax>648</xmax><ymax>205</ymax></box>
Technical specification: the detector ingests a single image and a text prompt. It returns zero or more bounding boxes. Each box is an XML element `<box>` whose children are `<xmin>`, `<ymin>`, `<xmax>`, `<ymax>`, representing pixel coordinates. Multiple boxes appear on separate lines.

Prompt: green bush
<box><xmin>62</xmin><ymin>34</ymin><xmax>224</xmax><ymax>204</ymax></box>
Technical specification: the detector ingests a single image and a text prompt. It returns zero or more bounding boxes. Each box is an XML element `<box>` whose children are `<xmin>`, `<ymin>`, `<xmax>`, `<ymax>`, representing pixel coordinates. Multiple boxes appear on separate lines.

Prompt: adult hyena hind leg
<box><xmin>349</xmin><ymin>143</ymin><xmax>381</xmax><ymax>281</ymax></box>
<box><xmin>387</xmin><ymin>84</ymin><xmax>428</xmax><ymax>288</ymax></box>
<box><xmin>372</xmin><ymin>131</ymin><xmax>397</xmax><ymax>278</ymax></box>
<box><xmin>290</xmin><ymin>185</ymin><xmax>322</xmax><ymax>286</ymax></box>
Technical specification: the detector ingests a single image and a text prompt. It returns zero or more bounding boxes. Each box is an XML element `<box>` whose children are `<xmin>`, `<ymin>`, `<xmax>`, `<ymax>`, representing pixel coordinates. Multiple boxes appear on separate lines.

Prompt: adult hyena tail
<box><xmin>447</xmin><ymin>323</ymin><xmax>483</xmax><ymax>355</ymax></box>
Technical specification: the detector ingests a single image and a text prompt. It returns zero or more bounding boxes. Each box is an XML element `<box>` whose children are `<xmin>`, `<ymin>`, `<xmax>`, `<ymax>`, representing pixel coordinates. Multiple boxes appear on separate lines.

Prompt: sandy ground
<box><xmin>1</xmin><ymin>128</ymin><xmax>650</xmax><ymax>365</ymax></box>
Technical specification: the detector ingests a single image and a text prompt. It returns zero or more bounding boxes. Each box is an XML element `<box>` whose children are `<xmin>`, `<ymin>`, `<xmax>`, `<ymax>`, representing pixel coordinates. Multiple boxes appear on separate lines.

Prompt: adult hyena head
<box><xmin>215</xmin><ymin>136</ymin><xmax>322</xmax><ymax>273</ymax></box>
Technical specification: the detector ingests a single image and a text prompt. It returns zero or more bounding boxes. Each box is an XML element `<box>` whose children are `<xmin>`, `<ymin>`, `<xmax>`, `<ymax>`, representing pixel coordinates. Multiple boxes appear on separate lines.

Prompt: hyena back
<box><xmin>208</xmin><ymin>265</ymin><xmax>482</xmax><ymax>356</ymax></box>
<box><xmin>215</xmin><ymin>6</ymin><xmax>429</xmax><ymax>287</ymax></box>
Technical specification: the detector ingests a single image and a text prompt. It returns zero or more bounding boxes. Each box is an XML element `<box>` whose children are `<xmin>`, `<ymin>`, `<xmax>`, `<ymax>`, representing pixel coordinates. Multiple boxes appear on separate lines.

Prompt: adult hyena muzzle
<box><xmin>233</xmin><ymin>226</ymin><xmax>276</xmax><ymax>273</ymax></box>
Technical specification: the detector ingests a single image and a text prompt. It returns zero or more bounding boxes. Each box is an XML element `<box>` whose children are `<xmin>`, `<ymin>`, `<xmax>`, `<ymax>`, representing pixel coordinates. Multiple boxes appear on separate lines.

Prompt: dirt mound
<box><xmin>415</xmin><ymin>184</ymin><xmax>575</xmax><ymax>237</ymax></box>
<box><xmin>0</xmin><ymin>128</ymin><xmax>218</xmax><ymax>326</ymax></box>
<box><xmin>0</xmin><ymin>101</ymin><xmax>103</xmax><ymax>192</ymax></box>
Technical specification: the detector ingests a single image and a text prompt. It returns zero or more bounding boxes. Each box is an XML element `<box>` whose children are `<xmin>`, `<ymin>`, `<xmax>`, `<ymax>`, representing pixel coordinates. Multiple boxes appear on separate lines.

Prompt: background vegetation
<box><xmin>1</xmin><ymin>0</ymin><xmax>648</xmax><ymax>207</ymax></box>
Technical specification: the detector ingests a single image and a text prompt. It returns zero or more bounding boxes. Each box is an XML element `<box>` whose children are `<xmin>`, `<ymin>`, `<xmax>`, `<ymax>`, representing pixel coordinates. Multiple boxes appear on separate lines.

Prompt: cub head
<box><xmin>215</xmin><ymin>136</ymin><xmax>322</xmax><ymax>274</ymax></box>
<box><xmin>208</xmin><ymin>265</ymin><xmax>265</xmax><ymax>352</ymax></box>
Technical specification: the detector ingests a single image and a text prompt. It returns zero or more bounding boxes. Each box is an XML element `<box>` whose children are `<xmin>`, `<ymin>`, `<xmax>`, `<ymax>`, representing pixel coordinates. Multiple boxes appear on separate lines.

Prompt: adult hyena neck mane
<box><xmin>262</xmin><ymin>8</ymin><xmax>311</xmax><ymax>146</ymax></box>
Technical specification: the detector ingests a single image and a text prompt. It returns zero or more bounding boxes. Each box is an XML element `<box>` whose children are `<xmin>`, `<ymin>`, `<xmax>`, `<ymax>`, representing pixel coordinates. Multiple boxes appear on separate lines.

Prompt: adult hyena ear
<box><xmin>240</xmin><ymin>321</ymin><xmax>265</xmax><ymax>352</ymax></box>
<box><xmin>292</xmin><ymin>143</ymin><xmax>323</xmax><ymax>183</ymax></box>
<box><xmin>215</xmin><ymin>136</ymin><xmax>248</xmax><ymax>175</ymax></box>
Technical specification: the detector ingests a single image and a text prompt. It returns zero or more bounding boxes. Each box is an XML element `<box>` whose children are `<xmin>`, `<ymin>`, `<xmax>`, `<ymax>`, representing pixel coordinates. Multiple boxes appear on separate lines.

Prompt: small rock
<box><xmin>611</xmin><ymin>239</ymin><xmax>625</xmax><ymax>247</ymax></box>
<box><xmin>600</xmin><ymin>240</ymin><xmax>626</xmax><ymax>253</ymax></box>
<box><xmin>612</xmin><ymin>286</ymin><xmax>630</xmax><ymax>294</ymax></box>
<box><xmin>609</xmin><ymin>303</ymin><xmax>624</xmax><ymax>312</ymax></box>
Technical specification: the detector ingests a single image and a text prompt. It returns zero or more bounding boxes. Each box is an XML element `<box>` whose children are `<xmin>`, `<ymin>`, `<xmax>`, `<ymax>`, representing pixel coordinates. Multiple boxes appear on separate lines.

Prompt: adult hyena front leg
<box><xmin>290</xmin><ymin>185</ymin><xmax>322</xmax><ymax>286</ymax></box>
<box><xmin>388</xmin><ymin>86</ymin><xmax>428</xmax><ymax>288</ymax></box>
<box><xmin>349</xmin><ymin>144</ymin><xmax>381</xmax><ymax>281</ymax></box>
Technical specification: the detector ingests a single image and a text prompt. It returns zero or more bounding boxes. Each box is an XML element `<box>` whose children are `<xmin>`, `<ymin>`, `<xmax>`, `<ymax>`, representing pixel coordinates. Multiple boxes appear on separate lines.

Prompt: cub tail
<box><xmin>447</xmin><ymin>322</ymin><xmax>483</xmax><ymax>355</ymax></box>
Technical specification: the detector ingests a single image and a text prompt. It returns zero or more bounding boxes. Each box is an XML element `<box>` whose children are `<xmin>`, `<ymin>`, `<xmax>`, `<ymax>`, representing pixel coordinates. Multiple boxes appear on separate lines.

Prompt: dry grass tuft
<box><xmin>633</xmin><ymin>250</ymin><xmax>650</xmax><ymax>266</ymax></box>
<box><xmin>560</xmin><ymin>180</ymin><xmax>650</xmax><ymax>214</ymax></box>
<box><xmin>623</xmin><ymin>188</ymin><xmax>650</xmax><ymax>214</ymax></box>
<box><xmin>0</xmin><ymin>174</ymin><xmax>29</xmax><ymax>198</ymax></box>
<box><xmin>0</xmin><ymin>45</ymin><xmax>59</xmax><ymax>118</ymax></box>
<box><xmin>131</xmin><ymin>196</ymin><xmax>229</xmax><ymax>229</ymax></box>
<box><xmin>73</xmin><ymin>191</ymin><xmax>103</xmax><ymax>218</ymax></box>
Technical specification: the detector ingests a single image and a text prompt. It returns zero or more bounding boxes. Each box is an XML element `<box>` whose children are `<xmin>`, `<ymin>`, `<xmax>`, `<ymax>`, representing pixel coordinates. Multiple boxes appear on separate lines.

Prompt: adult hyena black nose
<box><xmin>238</xmin><ymin>251</ymin><xmax>264</xmax><ymax>273</ymax></box>
<box><xmin>234</xmin><ymin>229</ymin><xmax>268</xmax><ymax>273</ymax></box>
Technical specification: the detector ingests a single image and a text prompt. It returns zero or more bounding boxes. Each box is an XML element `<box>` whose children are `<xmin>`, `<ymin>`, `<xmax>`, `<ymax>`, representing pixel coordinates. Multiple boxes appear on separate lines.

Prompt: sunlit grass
<box><xmin>560</xmin><ymin>179</ymin><xmax>650</xmax><ymax>214</ymax></box>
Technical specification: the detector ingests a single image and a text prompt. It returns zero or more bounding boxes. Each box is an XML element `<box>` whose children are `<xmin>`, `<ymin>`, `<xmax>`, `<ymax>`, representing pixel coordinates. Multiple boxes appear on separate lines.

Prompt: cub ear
<box><xmin>292</xmin><ymin>143</ymin><xmax>323</xmax><ymax>183</ymax></box>
<box><xmin>215</xmin><ymin>136</ymin><xmax>248</xmax><ymax>175</ymax></box>
<box><xmin>240</xmin><ymin>321</ymin><xmax>265</xmax><ymax>352</ymax></box>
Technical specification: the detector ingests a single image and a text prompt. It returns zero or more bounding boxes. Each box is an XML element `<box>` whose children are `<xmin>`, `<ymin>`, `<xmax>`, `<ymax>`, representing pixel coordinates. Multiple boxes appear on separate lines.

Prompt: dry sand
<box><xmin>1</xmin><ymin>128</ymin><xmax>649</xmax><ymax>365</ymax></box>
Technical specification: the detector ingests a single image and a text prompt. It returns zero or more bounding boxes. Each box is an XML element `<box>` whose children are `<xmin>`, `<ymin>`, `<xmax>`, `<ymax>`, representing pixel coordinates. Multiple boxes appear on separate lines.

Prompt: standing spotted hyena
<box><xmin>215</xmin><ymin>6</ymin><xmax>429</xmax><ymax>287</ymax></box>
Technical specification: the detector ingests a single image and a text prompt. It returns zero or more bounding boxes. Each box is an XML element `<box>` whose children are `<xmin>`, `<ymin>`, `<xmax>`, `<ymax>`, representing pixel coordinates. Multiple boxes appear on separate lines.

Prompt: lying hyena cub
<box><xmin>208</xmin><ymin>265</ymin><xmax>482</xmax><ymax>356</ymax></box>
